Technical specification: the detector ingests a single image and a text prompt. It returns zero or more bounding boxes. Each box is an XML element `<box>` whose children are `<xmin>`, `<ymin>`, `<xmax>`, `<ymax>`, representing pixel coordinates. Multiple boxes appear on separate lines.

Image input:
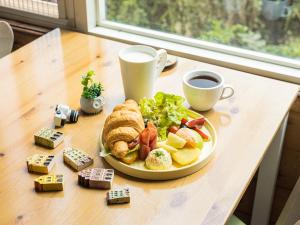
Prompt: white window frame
<box><xmin>1</xmin><ymin>0</ymin><xmax>299</xmax><ymax>84</ymax></box>
<box><xmin>98</xmin><ymin>0</ymin><xmax>300</xmax><ymax>71</ymax></box>
<box><xmin>79</xmin><ymin>0</ymin><xmax>300</xmax><ymax>84</ymax></box>
<box><xmin>0</xmin><ymin>0</ymin><xmax>76</xmax><ymax>28</ymax></box>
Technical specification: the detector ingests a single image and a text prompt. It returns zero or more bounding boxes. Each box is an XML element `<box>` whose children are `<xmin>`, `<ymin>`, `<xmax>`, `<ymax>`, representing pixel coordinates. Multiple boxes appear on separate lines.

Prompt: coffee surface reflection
<box><xmin>188</xmin><ymin>76</ymin><xmax>219</xmax><ymax>88</ymax></box>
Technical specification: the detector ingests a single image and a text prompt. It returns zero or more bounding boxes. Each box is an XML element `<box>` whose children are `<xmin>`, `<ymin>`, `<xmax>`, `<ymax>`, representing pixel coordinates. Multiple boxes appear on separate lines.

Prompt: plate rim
<box><xmin>100</xmin><ymin>109</ymin><xmax>217</xmax><ymax>178</ymax></box>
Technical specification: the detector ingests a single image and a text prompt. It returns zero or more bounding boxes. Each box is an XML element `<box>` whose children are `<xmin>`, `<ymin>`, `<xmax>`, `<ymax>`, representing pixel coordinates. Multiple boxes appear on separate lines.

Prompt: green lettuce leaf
<box><xmin>139</xmin><ymin>92</ymin><xmax>188</xmax><ymax>140</ymax></box>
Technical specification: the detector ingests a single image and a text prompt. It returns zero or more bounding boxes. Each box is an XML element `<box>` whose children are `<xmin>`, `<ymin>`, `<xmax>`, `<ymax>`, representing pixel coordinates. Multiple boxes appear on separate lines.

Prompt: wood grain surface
<box><xmin>0</xmin><ymin>28</ymin><xmax>298</xmax><ymax>225</ymax></box>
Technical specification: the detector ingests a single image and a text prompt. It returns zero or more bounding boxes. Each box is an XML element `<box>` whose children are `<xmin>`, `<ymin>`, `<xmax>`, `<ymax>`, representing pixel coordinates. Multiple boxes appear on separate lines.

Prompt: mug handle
<box><xmin>156</xmin><ymin>49</ymin><xmax>168</xmax><ymax>78</ymax></box>
<box><xmin>220</xmin><ymin>85</ymin><xmax>234</xmax><ymax>100</ymax></box>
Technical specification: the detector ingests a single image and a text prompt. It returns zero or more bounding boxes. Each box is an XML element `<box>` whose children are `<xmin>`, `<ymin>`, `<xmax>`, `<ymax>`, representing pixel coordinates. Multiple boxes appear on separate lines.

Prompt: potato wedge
<box><xmin>121</xmin><ymin>150</ymin><xmax>138</xmax><ymax>164</ymax></box>
<box><xmin>157</xmin><ymin>141</ymin><xmax>178</xmax><ymax>153</ymax></box>
<box><xmin>171</xmin><ymin>148</ymin><xmax>200</xmax><ymax>166</ymax></box>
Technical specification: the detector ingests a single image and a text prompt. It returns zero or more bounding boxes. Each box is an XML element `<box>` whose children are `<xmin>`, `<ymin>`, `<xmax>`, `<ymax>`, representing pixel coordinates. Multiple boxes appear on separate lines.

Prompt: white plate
<box><xmin>100</xmin><ymin>110</ymin><xmax>216</xmax><ymax>180</ymax></box>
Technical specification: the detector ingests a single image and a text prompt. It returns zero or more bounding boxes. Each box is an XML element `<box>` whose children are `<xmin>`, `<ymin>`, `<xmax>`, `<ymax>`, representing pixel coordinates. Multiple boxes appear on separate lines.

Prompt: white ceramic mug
<box><xmin>119</xmin><ymin>45</ymin><xmax>167</xmax><ymax>102</ymax></box>
<box><xmin>183</xmin><ymin>70</ymin><xmax>234</xmax><ymax>111</ymax></box>
<box><xmin>262</xmin><ymin>0</ymin><xmax>291</xmax><ymax>21</ymax></box>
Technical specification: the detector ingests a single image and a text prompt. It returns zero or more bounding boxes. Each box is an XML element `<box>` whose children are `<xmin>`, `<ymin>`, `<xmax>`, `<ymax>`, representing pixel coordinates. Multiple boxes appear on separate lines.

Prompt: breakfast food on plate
<box><xmin>145</xmin><ymin>148</ymin><xmax>172</xmax><ymax>170</ymax></box>
<box><xmin>102</xmin><ymin>92</ymin><xmax>212</xmax><ymax>171</ymax></box>
<box><xmin>102</xmin><ymin>99</ymin><xmax>144</xmax><ymax>161</ymax></box>
<box><xmin>180</xmin><ymin>118</ymin><xmax>209</xmax><ymax>140</ymax></box>
<box><xmin>156</xmin><ymin>141</ymin><xmax>178</xmax><ymax>153</ymax></box>
<box><xmin>139</xmin><ymin>92</ymin><xmax>188</xmax><ymax>140</ymax></box>
<box><xmin>139</xmin><ymin>122</ymin><xmax>158</xmax><ymax>160</ymax></box>
<box><xmin>166</xmin><ymin>132</ymin><xmax>186</xmax><ymax>149</ymax></box>
<box><xmin>121</xmin><ymin>150</ymin><xmax>139</xmax><ymax>164</ymax></box>
<box><xmin>176</xmin><ymin>128</ymin><xmax>197</xmax><ymax>148</ymax></box>
<box><xmin>171</xmin><ymin>147</ymin><xmax>201</xmax><ymax>166</ymax></box>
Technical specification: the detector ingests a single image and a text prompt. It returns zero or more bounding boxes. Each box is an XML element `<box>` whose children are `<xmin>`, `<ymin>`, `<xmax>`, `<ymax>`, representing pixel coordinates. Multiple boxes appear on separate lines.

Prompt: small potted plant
<box><xmin>80</xmin><ymin>70</ymin><xmax>105</xmax><ymax>114</ymax></box>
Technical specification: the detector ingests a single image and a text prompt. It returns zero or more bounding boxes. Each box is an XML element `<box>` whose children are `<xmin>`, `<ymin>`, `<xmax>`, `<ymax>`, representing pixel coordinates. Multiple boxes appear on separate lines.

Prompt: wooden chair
<box><xmin>0</xmin><ymin>21</ymin><xmax>14</xmax><ymax>58</ymax></box>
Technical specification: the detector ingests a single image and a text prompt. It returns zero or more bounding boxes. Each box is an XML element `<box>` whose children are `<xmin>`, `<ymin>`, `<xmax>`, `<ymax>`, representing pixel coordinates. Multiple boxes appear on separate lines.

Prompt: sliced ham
<box><xmin>140</xmin><ymin>144</ymin><xmax>151</xmax><ymax>160</ymax></box>
<box><xmin>128</xmin><ymin>137</ymin><xmax>140</xmax><ymax>149</ymax></box>
<box><xmin>139</xmin><ymin>122</ymin><xmax>158</xmax><ymax>160</ymax></box>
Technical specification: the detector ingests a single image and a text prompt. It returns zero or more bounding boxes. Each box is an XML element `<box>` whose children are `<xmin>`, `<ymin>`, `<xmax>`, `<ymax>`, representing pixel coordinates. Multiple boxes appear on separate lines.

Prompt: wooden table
<box><xmin>0</xmin><ymin>29</ymin><xmax>298</xmax><ymax>225</ymax></box>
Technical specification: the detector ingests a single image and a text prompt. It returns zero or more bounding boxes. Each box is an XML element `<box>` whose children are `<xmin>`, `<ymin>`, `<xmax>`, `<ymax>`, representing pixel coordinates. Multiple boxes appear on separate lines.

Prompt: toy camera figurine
<box><xmin>54</xmin><ymin>104</ymin><xmax>79</xmax><ymax>127</ymax></box>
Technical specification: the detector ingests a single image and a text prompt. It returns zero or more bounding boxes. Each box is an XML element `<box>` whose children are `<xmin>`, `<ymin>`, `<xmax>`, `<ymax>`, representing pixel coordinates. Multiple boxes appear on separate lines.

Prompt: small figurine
<box><xmin>54</xmin><ymin>104</ymin><xmax>79</xmax><ymax>127</ymax></box>
<box><xmin>78</xmin><ymin>168</ymin><xmax>114</xmax><ymax>189</ymax></box>
<box><xmin>34</xmin><ymin>174</ymin><xmax>63</xmax><ymax>192</ymax></box>
<box><xmin>80</xmin><ymin>70</ymin><xmax>105</xmax><ymax>114</ymax></box>
<box><xmin>27</xmin><ymin>154</ymin><xmax>55</xmax><ymax>174</ymax></box>
<box><xmin>34</xmin><ymin>128</ymin><xmax>63</xmax><ymax>149</ymax></box>
<box><xmin>107</xmin><ymin>187</ymin><xmax>130</xmax><ymax>205</ymax></box>
<box><xmin>63</xmin><ymin>147</ymin><xmax>93</xmax><ymax>171</ymax></box>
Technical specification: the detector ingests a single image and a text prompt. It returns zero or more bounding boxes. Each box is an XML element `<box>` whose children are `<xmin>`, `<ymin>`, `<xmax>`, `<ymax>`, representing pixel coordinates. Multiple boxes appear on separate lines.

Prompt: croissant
<box><xmin>113</xmin><ymin>99</ymin><xmax>141</xmax><ymax>114</ymax></box>
<box><xmin>102</xmin><ymin>111</ymin><xmax>144</xmax><ymax>141</ymax></box>
<box><xmin>103</xmin><ymin>100</ymin><xmax>144</xmax><ymax>159</ymax></box>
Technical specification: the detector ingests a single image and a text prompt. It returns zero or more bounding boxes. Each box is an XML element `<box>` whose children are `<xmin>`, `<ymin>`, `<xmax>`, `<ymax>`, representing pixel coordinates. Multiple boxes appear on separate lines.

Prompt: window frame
<box><xmin>98</xmin><ymin>20</ymin><xmax>300</xmax><ymax>70</ymax></box>
<box><xmin>1</xmin><ymin>0</ymin><xmax>299</xmax><ymax>84</ymax></box>
<box><xmin>0</xmin><ymin>0</ymin><xmax>75</xmax><ymax>28</ymax></box>
<box><xmin>96</xmin><ymin>0</ymin><xmax>300</xmax><ymax>70</ymax></box>
<box><xmin>83</xmin><ymin>0</ymin><xmax>300</xmax><ymax>84</ymax></box>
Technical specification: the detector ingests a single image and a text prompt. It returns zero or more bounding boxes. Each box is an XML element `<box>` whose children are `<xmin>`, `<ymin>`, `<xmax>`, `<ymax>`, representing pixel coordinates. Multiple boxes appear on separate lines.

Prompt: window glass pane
<box><xmin>105</xmin><ymin>0</ymin><xmax>300</xmax><ymax>61</ymax></box>
<box><xmin>0</xmin><ymin>0</ymin><xmax>58</xmax><ymax>18</ymax></box>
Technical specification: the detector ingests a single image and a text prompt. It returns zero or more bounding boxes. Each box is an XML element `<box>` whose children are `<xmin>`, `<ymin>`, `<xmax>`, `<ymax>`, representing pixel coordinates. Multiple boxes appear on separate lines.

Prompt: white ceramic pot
<box><xmin>80</xmin><ymin>95</ymin><xmax>104</xmax><ymax>114</ymax></box>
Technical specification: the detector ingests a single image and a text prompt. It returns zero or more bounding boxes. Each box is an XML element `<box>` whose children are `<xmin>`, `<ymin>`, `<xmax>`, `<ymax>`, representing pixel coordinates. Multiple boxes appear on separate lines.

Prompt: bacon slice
<box><xmin>139</xmin><ymin>122</ymin><xmax>158</xmax><ymax>160</ymax></box>
<box><xmin>140</xmin><ymin>144</ymin><xmax>151</xmax><ymax>160</ymax></box>
<box><xmin>128</xmin><ymin>137</ymin><xmax>140</xmax><ymax>150</ymax></box>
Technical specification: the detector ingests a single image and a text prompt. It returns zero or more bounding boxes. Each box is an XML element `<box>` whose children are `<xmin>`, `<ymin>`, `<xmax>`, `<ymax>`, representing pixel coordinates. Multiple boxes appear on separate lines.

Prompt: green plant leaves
<box><xmin>105</xmin><ymin>0</ymin><xmax>300</xmax><ymax>60</ymax></box>
<box><xmin>139</xmin><ymin>92</ymin><xmax>188</xmax><ymax>140</ymax></box>
<box><xmin>81</xmin><ymin>70</ymin><xmax>104</xmax><ymax>99</ymax></box>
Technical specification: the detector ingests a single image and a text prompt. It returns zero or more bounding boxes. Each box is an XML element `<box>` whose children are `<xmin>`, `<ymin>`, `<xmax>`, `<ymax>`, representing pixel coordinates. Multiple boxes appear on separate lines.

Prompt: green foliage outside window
<box><xmin>105</xmin><ymin>0</ymin><xmax>300</xmax><ymax>60</ymax></box>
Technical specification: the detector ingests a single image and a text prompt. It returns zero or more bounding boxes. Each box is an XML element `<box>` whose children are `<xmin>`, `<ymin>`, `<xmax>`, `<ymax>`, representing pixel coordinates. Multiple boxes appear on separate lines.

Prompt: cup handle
<box><xmin>220</xmin><ymin>85</ymin><xmax>234</xmax><ymax>100</ymax></box>
<box><xmin>156</xmin><ymin>49</ymin><xmax>167</xmax><ymax>78</ymax></box>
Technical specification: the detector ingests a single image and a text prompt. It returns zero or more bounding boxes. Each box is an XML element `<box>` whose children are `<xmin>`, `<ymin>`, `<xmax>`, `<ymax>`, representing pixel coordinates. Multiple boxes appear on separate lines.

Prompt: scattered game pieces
<box><xmin>34</xmin><ymin>174</ymin><xmax>63</xmax><ymax>192</ymax></box>
<box><xmin>107</xmin><ymin>187</ymin><xmax>130</xmax><ymax>205</ymax></box>
<box><xmin>26</xmin><ymin>154</ymin><xmax>55</xmax><ymax>174</ymax></box>
<box><xmin>63</xmin><ymin>147</ymin><xmax>93</xmax><ymax>171</ymax></box>
<box><xmin>78</xmin><ymin>168</ymin><xmax>114</xmax><ymax>189</ymax></box>
<box><xmin>34</xmin><ymin>128</ymin><xmax>63</xmax><ymax>149</ymax></box>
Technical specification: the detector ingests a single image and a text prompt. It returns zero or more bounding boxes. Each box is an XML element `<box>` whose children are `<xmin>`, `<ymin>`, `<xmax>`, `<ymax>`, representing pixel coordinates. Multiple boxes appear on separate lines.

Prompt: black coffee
<box><xmin>188</xmin><ymin>76</ymin><xmax>219</xmax><ymax>88</ymax></box>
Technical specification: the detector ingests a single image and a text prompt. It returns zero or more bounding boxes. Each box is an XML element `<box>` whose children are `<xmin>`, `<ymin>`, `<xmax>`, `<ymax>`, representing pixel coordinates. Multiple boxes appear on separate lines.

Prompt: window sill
<box><xmin>0</xmin><ymin>6</ymin><xmax>68</xmax><ymax>28</ymax></box>
<box><xmin>89</xmin><ymin>26</ymin><xmax>300</xmax><ymax>85</ymax></box>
